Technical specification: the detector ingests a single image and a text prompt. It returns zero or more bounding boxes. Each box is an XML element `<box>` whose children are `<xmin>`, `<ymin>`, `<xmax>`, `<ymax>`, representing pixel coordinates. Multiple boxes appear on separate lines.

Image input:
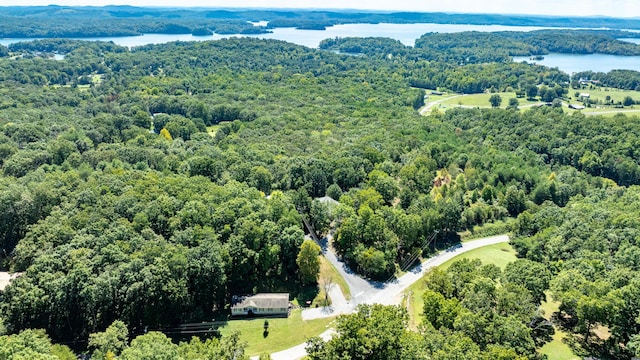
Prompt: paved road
<box><xmin>255</xmin><ymin>234</ymin><xmax>510</xmax><ymax>360</ymax></box>
<box><xmin>301</xmin><ymin>283</ymin><xmax>350</xmax><ymax>320</ymax></box>
<box><xmin>315</xmin><ymin>233</ymin><xmax>380</xmax><ymax>305</ymax></box>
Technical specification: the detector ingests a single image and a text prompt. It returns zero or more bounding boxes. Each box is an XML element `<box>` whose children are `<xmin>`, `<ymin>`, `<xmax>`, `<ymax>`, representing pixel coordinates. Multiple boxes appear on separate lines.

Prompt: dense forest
<box><xmin>1</xmin><ymin>25</ymin><xmax>640</xmax><ymax>359</ymax></box>
<box><xmin>320</xmin><ymin>29</ymin><xmax>640</xmax><ymax>65</ymax></box>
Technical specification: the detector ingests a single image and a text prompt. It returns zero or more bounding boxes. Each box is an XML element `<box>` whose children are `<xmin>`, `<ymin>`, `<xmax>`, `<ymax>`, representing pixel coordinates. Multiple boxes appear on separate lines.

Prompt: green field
<box><xmin>538</xmin><ymin>293</ymin><xmax>580</xmax><ymax>360</ymax></box>
<box><xmin>206</xmin><ymin>125</ymin><xmax>219</xmax><ymax>137</ymax></box>
<box><xmin>218</xmin><ymin>310</ymin><xmax>335</xmax><ymax>356</ymax></box>
<box><xmin>405</xmin><ymin>241</ymin><xmax>517</xmax><ymax>328</ymax></box>
<box><xmin>439</xmin><ymin>92</ymin><xmax>520</xmax><ymax>108</ymax></box>
<box><xmin>422</xmin><ymin>87</ymin><xmax>640</xmax><ymax>117</ymax></box>
<box><xmin>540</xmin><ymin>331</ymin><xmax>580</xmax><ymax>360</ymax></box>
<box><xmin>438</xmin><ymin>241</ymin><xmax>517</xmax><ymax>272</ymax></box>
<box><xmin>571</xmin><ymin>87</ymin><xmax>640</xmax><ymax>104</ymax></box>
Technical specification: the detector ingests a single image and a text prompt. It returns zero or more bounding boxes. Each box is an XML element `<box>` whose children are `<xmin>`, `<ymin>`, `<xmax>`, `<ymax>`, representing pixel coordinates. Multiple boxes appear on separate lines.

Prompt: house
<box><xmin>568</xmin><ymin>104</ymin><xmax>585</xmax><ymax>110</ymax></box>
<box><xmin>231</xmin><ymin>293</ymin><xmax>290</xmax><ymax>317</ymax></box>
<box><xmin>579</xmin><ymin>93</ymin><xmax>591</xmax><ymax>99</ymax></box>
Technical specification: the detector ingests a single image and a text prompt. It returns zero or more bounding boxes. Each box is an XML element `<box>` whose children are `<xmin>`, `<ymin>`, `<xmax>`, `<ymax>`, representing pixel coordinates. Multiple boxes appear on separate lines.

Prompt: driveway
<box><xmin>255</xmin><ymin>234</ymin><xmax>510</xmax><ymax>360</ymax></box>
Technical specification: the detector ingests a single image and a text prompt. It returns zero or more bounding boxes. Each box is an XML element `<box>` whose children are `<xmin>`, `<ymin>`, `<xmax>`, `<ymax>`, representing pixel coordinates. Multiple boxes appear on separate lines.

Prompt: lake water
<box><xmin>0</xmin><ymin>22</ymin><xmax>555</xmax><ymax>48</ymax></box>
<box><xmin>2</xmin><ymin>22</ymin><xmax>640</xmax><ymax>73</ymax></box>
<box><xmin>620</xmin><ymin>38</ymin><xmax>640</xmax><ymax>44</ymax></box>
<box><xmin>513</xmin><ymin>53</ymin><xmax>640</xmax><ymax>73</ymax></box>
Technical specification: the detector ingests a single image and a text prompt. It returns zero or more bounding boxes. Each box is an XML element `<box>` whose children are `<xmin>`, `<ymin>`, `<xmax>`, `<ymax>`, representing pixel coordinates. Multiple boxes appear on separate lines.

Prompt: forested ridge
<box><xmin>3</xmin><ymin>6</ymin><xmax>640</xmax><ymax>38</ymax></box>
<box><xmin>0</xmin><ymin>32</ymin><xmax>640</xmax><ymax>359</ymax></box>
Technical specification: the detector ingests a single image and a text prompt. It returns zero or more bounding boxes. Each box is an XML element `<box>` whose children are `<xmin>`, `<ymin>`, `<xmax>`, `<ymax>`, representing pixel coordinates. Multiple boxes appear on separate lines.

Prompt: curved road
<box><xmin>254</xmin><ymin>234</ymin><xmax>510</xmax><ymax>360</ymax></box>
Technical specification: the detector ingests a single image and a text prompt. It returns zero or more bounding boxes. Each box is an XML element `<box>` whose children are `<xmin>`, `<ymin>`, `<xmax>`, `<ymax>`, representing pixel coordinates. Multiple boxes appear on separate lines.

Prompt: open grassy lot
<box><xmin>405</xmin><ymin>241</ymin><xmax>517</xmax><ymax>328</ymax></box>
<box><xmin>218</xmin><ymin>309</ymin><xmax>336</xmax><ymax>356</ymax></box>
<box><xmin>537</xmin><ymin>292</ymin><xmax>580</xmax><ymax>360</ymax></box>
<box><xmin>439</xmin><ymin>92</ymin><xmax>520</xmax><ymax>108</ymax></box>
<box><xmin>438</xmin><ymin>241</ymin><xmax>516</xmax><ymax>272</ymax></box>
<box><xmin>540</xmin><ymin>331</ymin><xmax>580</xmax><ymax>360</ymax></box>
<box><xmin>421</xmin><ymin>87</ymin><xmax>640</xmax><ymax>118</ymax></box>
<box><xmin>206</xmin><ymin>124</ymin><xmax>220</xmax><ymax>137</ymax></box>
<box><xmin>570</xmin><ymin>87</ymin><xmax>640</xmax><ymax>104</ymax></box>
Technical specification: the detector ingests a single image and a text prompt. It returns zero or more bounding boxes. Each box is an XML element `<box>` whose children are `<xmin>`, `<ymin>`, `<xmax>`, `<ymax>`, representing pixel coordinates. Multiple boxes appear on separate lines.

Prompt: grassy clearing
<box><xmin>538</xmin><ymin>292</ymin><xmax>580</xmax><ymax>360</ymax></box>
<box><xmin>421</xmin><ymin>87</ymin><xmax>640</xmax><ymax>118</ymax></box>
<box><xmin>540</xmin><ymin>331</ymin><xmax>580</xmax><ymax>360</ymax></box>
<box><xmin>218</xmin><ymin>310</ymin><xmax>336</xmax><ymax>356</ymax></box>
<box><xmin>439</xmin><ymin>92</ymin><xmax>519</xmax><ymax>108</ymax></box>
<box><xmin>540</xmin><ymin>291</ymin><xmax>561</xmax><ymax>321</ymax></box>
<box><xmin>206</xmin><ymin>125</ymin><xmax>219</xmax><ymax>137</ymax></box>
<box><xmin>438</xmin><ymin>242</ymin><xmax>516</xmax><ymax>272</ymax></box>
<box><xmin>319</xmin><ymin>256</ymin><xmax>351</xmax><ymax>301</ymax></box>
<box><xmin>405</xmin><ymin>242</ymin><xmax>517</xmax><ymax>328</ymax></box>
<box><xmin>571</xmin><ymin>87</ymin><xmax>640</xmax><ymax>104</ymax></box>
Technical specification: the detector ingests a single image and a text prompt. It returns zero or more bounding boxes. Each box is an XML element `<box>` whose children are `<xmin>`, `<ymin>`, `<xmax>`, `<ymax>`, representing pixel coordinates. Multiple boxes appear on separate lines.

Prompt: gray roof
<box><xmin>232</xmin><ymin>293</ymin><xmax>289</xmax><ymax>309</ymax></box>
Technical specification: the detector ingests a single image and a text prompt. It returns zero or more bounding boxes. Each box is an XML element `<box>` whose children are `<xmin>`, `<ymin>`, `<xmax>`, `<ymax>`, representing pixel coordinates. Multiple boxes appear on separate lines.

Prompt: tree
<box><xmin>502</xmin><ymin>185</ymin><xmax>527</xmax><ymax>217</ymax></box>
<box><xmin>296</xmin><ymin>240</ymin><xmax>321</xmax><ymax>284</ymax></box>
<box><xmin>526</xmin><ymin>84</ymin><xmax>538</xmax><ymax>99</ymax></box>
<box><xmin>489</xmin><ymin>94</ymin><xmax>502</xmax><ymax>108</ymax></box>
<box><xmin>89</xmin><ymin>320</ymin><xmax>129</xmax><ymax>359</ymax></box>
<box><xmin>120</xmin><ymin>332</ymin><xmax>178</xmax><ymax>360</ymax></box>
<box><xmin>623</xmin><ymin>96</ymin><xmax>634</xmax><ymax>107</ymax></box>
<box><xmin>326</xmin><ymin>184</ymin><xmax>342</xmax><ymax>200</ymax></box>
<box><xmin>320</xmin><ymin>272</ymin><xmax>333</xmax><ymax>306</ymax></box>
<box><xmin>0</xmin><ymin>329</ymin><xmax>62</xmax><ymax>359</ymax></box>
<box><xmin>507</xmin><ymin>97</ymin><xmax>519</xmax><ymax>110</ymax></box>
<box><xmin>503</xmin><ymin>259</ymin><xmax>551</xmax><ymax>304</ymax></box>
<box><xmin>306</xmin><ymin>305</ymin><xmax>408</xmax><ymax>360</ymax></box>
<box><xmin>309</xmin><ymin>200</ymin><xmax>331</xmax><ymax>237</ymax></box>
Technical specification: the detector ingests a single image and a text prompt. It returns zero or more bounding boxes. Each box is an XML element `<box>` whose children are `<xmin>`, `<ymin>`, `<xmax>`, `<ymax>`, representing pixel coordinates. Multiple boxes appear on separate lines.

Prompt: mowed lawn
<box><xmin>539</xmin><ymin>293</ymin><xmax>580</xmax><ymax>360</ymax></box>
<box><xmin>423</xmin><ymin>87</ymin><xmax>640</xmax><ymax>117</ymax></box>
<box><xmin>217</xmin><ymin>255</ymin><xmax>348</xmax><ymax>356</ymax></box>
<box><xmin>439</xmin><ymin>92</ymin><xmax>520</xmax><ymax>108</ymax></box>
<box><xmin>571</xmin><ymin>87</ymin><xmax>640</xmax><ymax>104</ymax></box>
<box><xmin>540</xmin><ymin>331</ymin><xmax>580</xmax><ymax>360</ymax></box>
<box><xmin>218</xmin><ymin>309</ymin><xmax>336</xmax><ymax>356</ymax></box>
<box><xmin>405</xmin><ymin>241</ymin><xmax>517</xmax><ymax>328</ymax></box>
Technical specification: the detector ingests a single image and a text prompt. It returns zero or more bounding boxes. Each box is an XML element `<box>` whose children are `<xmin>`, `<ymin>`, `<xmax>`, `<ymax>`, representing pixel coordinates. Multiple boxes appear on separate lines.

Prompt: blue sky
<box><xmin>1</xmin><ymin>0</ymin><xmax>639</xmax><ymax>18</ymax></box>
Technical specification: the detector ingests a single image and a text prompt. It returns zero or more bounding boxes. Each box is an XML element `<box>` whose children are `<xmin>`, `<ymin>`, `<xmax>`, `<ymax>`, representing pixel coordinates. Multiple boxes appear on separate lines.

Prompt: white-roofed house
<box><xmin>231</xmin><ymin>293</ymin><xmax>290</xmax><ymax>317</ymax></box>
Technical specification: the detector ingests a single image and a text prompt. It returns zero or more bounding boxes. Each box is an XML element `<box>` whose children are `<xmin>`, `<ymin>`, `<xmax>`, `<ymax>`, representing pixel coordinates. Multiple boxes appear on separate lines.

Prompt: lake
<box><xmin>2</xmin><ymin>22</ymin><xmax>640</xmax><ymax>73</ymax></box>
<box><xmin>0</xmin><ymin>22</ymin><xmax>556</xmax><ymax>48</ymax></box>
<box><xmin>513</xmin><ymin>53</ymin><xmax>640</xmax><ymax>73</ymax></box>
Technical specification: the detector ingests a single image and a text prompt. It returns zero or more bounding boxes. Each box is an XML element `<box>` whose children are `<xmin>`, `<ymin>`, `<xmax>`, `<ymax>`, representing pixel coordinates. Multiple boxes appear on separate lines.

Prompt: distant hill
<box><xmin>2</xmin><ymin>6</ymin><xmax>640</xmax><ymax>38</ymax></box>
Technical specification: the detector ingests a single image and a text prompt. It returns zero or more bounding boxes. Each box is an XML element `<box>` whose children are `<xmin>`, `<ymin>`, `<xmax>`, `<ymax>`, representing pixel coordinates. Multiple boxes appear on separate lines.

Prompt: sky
<box><xmin>1</xmin><ymin>0</ymin><xmax>640</xmax><ymax>18</ymax></box>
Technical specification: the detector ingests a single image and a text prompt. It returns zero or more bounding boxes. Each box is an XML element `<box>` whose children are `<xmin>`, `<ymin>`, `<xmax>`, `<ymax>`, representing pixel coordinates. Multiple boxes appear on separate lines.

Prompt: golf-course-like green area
<box><xmin>422</xmin><ymin>87</ymin><xmax>640</xmax><ymax>117</ymax></box>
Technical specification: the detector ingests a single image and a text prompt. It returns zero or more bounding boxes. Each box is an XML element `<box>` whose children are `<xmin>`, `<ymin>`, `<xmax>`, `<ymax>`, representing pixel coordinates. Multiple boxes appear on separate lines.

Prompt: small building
<box><xmin>231</xmin><ymin>293</ymin><xmax>290</xmax><ymax>317</ymax></box>
<box><xmin>579</xmin><ymin>93</ymin><xmax>591</xmax><ymax>99</ymax></box>
<box><xmin>569</xmin><ymin>104</ymin><xmax>585</xmax><ymax>110</ymax></box>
